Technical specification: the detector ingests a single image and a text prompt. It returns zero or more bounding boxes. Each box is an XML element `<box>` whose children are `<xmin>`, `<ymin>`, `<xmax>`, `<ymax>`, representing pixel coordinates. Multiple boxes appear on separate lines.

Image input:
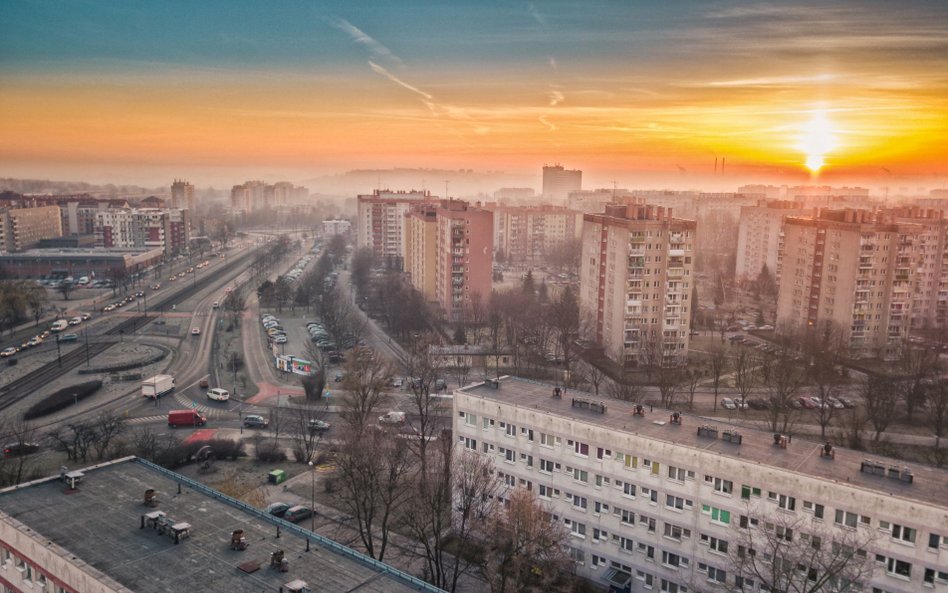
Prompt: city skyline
<box><xmin>1</xmin><ymin>1</ymin><xmax>947</xmax><ymax>188</ymax></box>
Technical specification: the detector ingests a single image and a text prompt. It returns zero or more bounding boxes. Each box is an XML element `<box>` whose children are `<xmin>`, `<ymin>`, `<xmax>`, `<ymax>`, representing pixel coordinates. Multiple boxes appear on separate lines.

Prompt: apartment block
<box><xmin>403</xmin><ymin>205</ymin><xmax>439</xmax><ymax>302</ymax></box>
<box><xmin>170</xmin><ymin>179</ymin><xmax>194</xmax><ymax>211</ymax></box>
<box><xmin>321</xmin><ymin>219</ymin><xmax>352</xmax><ymax>236</ymax></box>
<box><xmin>486</xmin><ymin>204</ymin><xmax>582</xmax><ymax>264</ymax></box>
<box><xmin>356</xmin><ymin>189</ymin><xmax>434</xmax><ymax>269</ymax></box>
<box><xmin>453</xmin><ymin>376</ymin><xmax>948</xmax><ymax>593</ymax></box>
<box><xmin>95</xmin><ymin>208</ymin><xmax>191</xmax><ymax>257</ymax></box>
<box><xmin>735</xmin><ymin>200</ymin><xmax>809</xmax><ymax>282</ymax></box>
<box><xmin>0</xmin><ymin>457</ymin><xmax>436</xmax><ymax>593</ymax></box>
<box><xmin>0</xmin><ymin>205</ymin><xmax>63</xmax><ymax>253</ymax></box>
<box><xmin>434</xmin><ymin>201</ymin><xmax>492</xmax><ymax>322</ymax></box>
<box><xmin>542</xmin><ymin>165</ymin><xmax>582</xmax><ymax>201</ymax></box>
<box><xmin>776</xmin><ymin>209</ymin><xmax>920</xmax><ymax>359</ymax></box>
<box><xmin>882</xmin><ymin>207</ymin><xmax>948</xmax><ymax>330</ymax></box>
<box><xmin>580</xmin><ymin>204</ymin><xmax>695</xmax><ymax>367</ymax></box>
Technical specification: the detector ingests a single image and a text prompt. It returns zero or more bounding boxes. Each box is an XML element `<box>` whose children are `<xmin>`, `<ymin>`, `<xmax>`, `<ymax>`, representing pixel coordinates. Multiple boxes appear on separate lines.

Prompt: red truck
<box><xmin>167</xmin><ymin>409</ymin><xmax>207</xmax><ymax>428</ymax></box>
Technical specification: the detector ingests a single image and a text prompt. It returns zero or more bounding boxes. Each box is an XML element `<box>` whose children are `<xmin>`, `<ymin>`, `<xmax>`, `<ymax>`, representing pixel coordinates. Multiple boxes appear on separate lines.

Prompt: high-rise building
<box><xmin>776</xmin><ymin>209</ymin><xmax>919</xmax><ymax>359</ymax></box>
<box><xmin>485</xmin><ymin>204</ymin><xmax>582</xmax><ymax>265</ymax></box>
<box><xmin>403</xmin><ymin>205</ymin><xmax>439</xmax><ymax>302</ymax></box>
<box><xmin>356</xmin><ymin>189</ymin><xmax>434</xmax><ymax>270</ymax></box>
<box><xmin>0</xmin><ymin>205</ymin><xmax>63</xmax><ymax>253</ymax></box>
<box><xmin>580</xmin><ymin>204</ymin><xmax>695</xmax><ymax>367</ymax></box>
<box><xmin>95</xmin><ymin>208</ymin><xmax>191</xmax><ymax>257</ymax></box>
<box><xmin>883</xmin><ymin>207</ymin><xmax>948</xmax><ymax>330</ymax></box>
<box><xmin>542</xmin><ymin>165</ymin><xmax>582</xmax><ymax>201</ymax></box>
<box><xmin>434</xmin><ymin>201</ymin><xmax>493</xmax><ymax>322</ymax></box>
<box><xmin>453</xmin><ymin>376</ymin><xmax>948</xmax><ymax>593</ymax></box>
<box><xmin>170</xmin><ymin>179</ymin><xmax>194</xmax><ymax>211</ymax></box>
<box><xmin>735</xmin><ymin>200</ymin><xmax>809</xmax><ymax>282</ymax></box>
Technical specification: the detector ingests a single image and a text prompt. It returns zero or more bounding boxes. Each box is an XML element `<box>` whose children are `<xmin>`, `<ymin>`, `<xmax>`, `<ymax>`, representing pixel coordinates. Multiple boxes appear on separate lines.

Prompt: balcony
<box><xmin>666</xmin><ymin>267</ymin><xmax>684</xmax><ymax>278</ymax></box>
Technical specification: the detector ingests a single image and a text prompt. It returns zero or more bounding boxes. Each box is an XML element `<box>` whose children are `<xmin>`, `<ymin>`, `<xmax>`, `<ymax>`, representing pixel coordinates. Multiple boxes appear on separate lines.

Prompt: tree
<box><xmin>333</xmin><ymin>426</ymin><xmax>412</xmax><ymax>561</ymax></box>
<box><xmin>339</xmin><ymin>349</ymin><xmax>392</xmax><ymax>431</ymax></box>
<box><xmin>727</xmin><ymin>508</ymin><xmax>876</xmax><ymax>593</ymax></box>
<box><xmin>684</xmin><ymin>368</ymin><xmax>703</xmax><ymax>410</ymax></box>
<box><xmin>326</xmin><ymin>233</ymin><xmax>348</xmax><ymax>265</ymax></box>
<box><xmin>576</xmin><ymin>361</ymin><xmax>608</xmax><ymax>396</ymax></box>
<box><xmin>350</xmin><ymin>247</ymin><xmax>376</xmax><ymax>299</ymax></box>
<box><xmin>0</xmin><ymin>418</ymin><xmax>39</xmax><ymax>487</ymax></box>
<box><xmin>453</xmin><ymin>324</ymin><xmax>467</xmax><ymax>345</ymax></box>
<box><xmin>608</xmin><ymin>379</ymin><xmax>643</xmax><ymax>402</ymax></box>
<box><xmin>478</xmin><ymin>489</ymin><xmax>575</xmax><ymax>593</ymax></box>
<box><xmin>548</xmin><ymin>286</ymin><xmax>581</xmax><ymax>374</ymax></box>
<box><xmin>403</xmin><ymin>342</ymin><xmax>448</xmax><ymax>475</ymax></box>
<box><xmin>761</xmin><ymin>355</ymin><xmax>804</xmax><ymax>434</ymax></box>
<box><xmin>57</xmin><ymin>280</ymin><xmax>75</xmax><ymax>301</ymax></box>
<box><xmin>708</xmin><ymin>342</ymin><xmax>729</xmax><ymax>413</ymax></box>
<box><xmin>23</xmin><ymin>282</ymin><xmax>47</xmax><ymax>327</ymax></box>
<box><xmin>654</xmin><ymin>361</ymin><xmax>683</xmax><ymax>409</ymax></box>
<box><xmin>521</xmin><ymin>270</ymin><xmax>535</xmax><ymax>297</ymax></box>
<box><xmin>928</xmin><ymin>379</ymin><xmax>948</xmax><ymax>450</ymax></box>
<box><xmin>733</xmin><ymin>348</ymin><xmax>754</xmax><ymax>405</ymax></box>
<box><xmin>287</xmin><ymin>405</ymin><xmax>328</xmax><ymax>464</ymax></box>
<box><xmin>222</xmin><ymin>288</ymin><xmax>247</xmax><ymax>328</ymax></box>
<box><xmin>862</xmin><ymin>375</ymin><xmax>899</xmax><ymax>442</ymax></box>
<box><xmin>898</xmin><ymin>343</ymin><xmax>940</xmax><ymax>421</ymax></box>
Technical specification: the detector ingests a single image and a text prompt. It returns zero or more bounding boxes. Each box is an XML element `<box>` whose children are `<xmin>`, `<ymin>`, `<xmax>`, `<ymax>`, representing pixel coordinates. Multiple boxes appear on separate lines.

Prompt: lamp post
<box><xmin>307</xmin><ymin>461</ymin><xmax>316</xmax><ymax>531</ymax></box>
<box><xmin>55</xmin><ymin>334</ymin><xmax>62</xmax><ymax>367</ymax></box>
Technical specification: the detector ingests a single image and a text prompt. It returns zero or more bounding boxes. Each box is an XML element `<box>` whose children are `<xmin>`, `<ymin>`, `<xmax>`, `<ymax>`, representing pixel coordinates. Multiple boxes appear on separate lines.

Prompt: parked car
<box><xmin>2</xmin><ymin>442</ymin><xmax>40</xmax><ymax>458</ymax></box>
<box><xmin>207</xmin><ymin>388</ymin><xmax>230</xmax><ymax>402</ymax></box>
<box><xmin>734</xmin><ymin>397</ymin><xmax>749</xmax><ymax>409</ymax></box>
<box><xmin>308</xmin><ymin>419</ymin><xmax>331</xmax><ymax>433</ymax></box>
<box><xmin>283</xmin><ymin>505</ymin><xmax>313</xmax><ymax>523</ymax></box>
<box><xmin>721</xmin><ymin>398</ymin><xmax>736</xmax><ymax>410</ymax></box>
<box><xmin>798</xmin><ymin>396</ymin><xmax>816</xmax><ymax>409</ymax></box>
<box><xmin>827</xmin><ymin>397</ymin><xmax>845</xmax><ymax>409</ymax></box>
<box><xmin>392</xmin><ymin>377</ymin><xmax>405</xmax><ymax>388</ymax></box>
<box><xmin>839</xmin><ymin>397</ymin><xmax>856</xmax><ymax>409</ymax></box>
<box><xmin>265</xmin><ymin>502</ymin><xmax>291</xmax><ymax>517</ymax></box>
<box><xmin>272</xmin><ymin>336</ymin><xmax>288</xmax><ymax>344</ymax></box>
<box><xmin>243</xmin><ymin>414</ymin><xmax>269</xmax><ymax>428</ymax></box>
<box><xmin>191</xmin><ymin>328</ymin><xmax>201</xmax><ymax>336</ymax></box>
<box><xmin>379</xmin><ymin>411</ymin><xmax>406</xmax><ymax>425</ymax></box>
<box><xmin>0</xmin><ymin>347</ymin><xmax>17</xmax><ymax>358</ymax></box>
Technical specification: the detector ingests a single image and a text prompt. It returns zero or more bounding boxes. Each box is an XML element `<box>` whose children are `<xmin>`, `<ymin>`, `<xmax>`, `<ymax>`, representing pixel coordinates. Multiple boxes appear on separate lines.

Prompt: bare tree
<box><xmin>727</xmin><ymin>508</ymin><xmax>876</xmax><ymax>593</ymax></box>
<box><xmin>654</xmin><ymin>361</ymin><xmax>683</xmax><ymax>409</ymax></box>
<box><xmin>403</xmin><ymin>342</ymin><xmax>448</xmax><ymax>475</ymax></box>
<box><xmin>333</xmin><ymin>427</ymin><xmax>413</xmax><ymax>561</ymax></box>
<box><xmin>928</xmin><ymin>379</ymin><xmax>948</xmax><ymax>449</ymax></box>
<box><xmin>837</xmin><ymin>407</ymin><xmax>868</xmax><ymax>451</ymax></box>
<box><xmin>733</xmin><ymin>348</ymin><xmax>755</xmax><ymax>404</ymax></box>
<box><xmin>576</xmin><ymin>360</ymin><xmax>609</xmax><ymax>396</ymax></box>
<box><xmin>90</xmin><ymin>411</ymin><xmax>127</xmax><ymax>461</ymax></box>
<box><xmin>761</xmin><ymin>355</ymin><xmax>805</xmax><ymax>434</ymax></box>
<box><xmin>608</xmin><ymin>379</ymin><xmax>644</xmax><ymax>402</ymax></box>
<box><xmin>684</xmin><ymin>368</ymin><xmax>703</xmax><ymax>410</ymax></box>
<box><xmin>339</xmin><ymin>349</ymin><xmax>392</xmax><ymax>431</ymax></box>
<box><xmin>478</xmin><ymin>489</ymin><xmax>575</xmax><ymax>593</ymax></box>
<box><xmin>0</xmin><ymin>418</ymin><xmax>39</xmax><ymax>487</ymax></box>
<box><xmin>287</xmin><ymin>405</ymin><xmax>327</xmax><ymax>464</ymax></box>
<box><xmin>708</xmin><ymin>342</ymin><xmax>729</xmax><ymax>413</ymax></box>
<box><xmin>548</xmin><ymin>286</ymin><xmax>581</xmax><ymax>373</ymax></box>
<box><xmin>862</xmin><ymin>375</ymin><xmax>899</xmax><ymax>442</ymax></box>
<box><xmin>899</xmin><ymin>343</ymin><xmax>940</xmax><ymax>421</ymax></box>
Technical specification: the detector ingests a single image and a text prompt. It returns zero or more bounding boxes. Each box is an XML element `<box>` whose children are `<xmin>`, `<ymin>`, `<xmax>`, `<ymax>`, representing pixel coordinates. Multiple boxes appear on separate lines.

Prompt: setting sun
<box><xmin>799</xmin><ymin>108</ymin><xmax>836</xmax><ymax>174</ymax></box>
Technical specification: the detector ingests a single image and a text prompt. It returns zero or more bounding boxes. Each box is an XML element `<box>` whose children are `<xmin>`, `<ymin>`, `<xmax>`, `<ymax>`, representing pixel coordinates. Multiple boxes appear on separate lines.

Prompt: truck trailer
<box><xmin>142</xmin><ymin>374</ymin><xmax>175</xmax><ymax>398</ymax></box>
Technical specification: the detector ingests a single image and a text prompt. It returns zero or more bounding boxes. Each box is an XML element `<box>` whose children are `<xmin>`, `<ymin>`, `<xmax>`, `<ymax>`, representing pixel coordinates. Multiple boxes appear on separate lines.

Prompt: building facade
<box><xmin>0</xmin><ymin>205</ymin><xmax>63</xmax><ymax>253</ymax></box>
<box><xmin>580</xmin><ymin>204</ymin><xmax>696</xmax><ymax>367</ymax></box>
<box><xmin>322</xmin><ymin>219</ymin><xmax>352</xmax><ymax>236</ymax></box>
<box><xmin>94</xmin><ymin>208</ymin><xmax>191</xmax><ymax>257</ymax></box>
<box><xmin>356</xmin><ymin>189</ymin><xmax>434</xmax><ymax>269</ymax></box>
<box><xmin>776</xmin><ymin>209</ymin><xmax>919</xmax><ymax>360</ymax></box>
<box><xmin>453</xmin><ymin>376</ymin><xmax>948</xmax><ymax>593</ymax></box>
<box><xmin>735</xmin><ymin>200</ymin><xmax>809</xmax><ymax>282</ymax></box>
<box><xmin>542</xmin><ymin>165</ymin><xmax>582</xmax><ymax>201</ymax></box>
<box><xmin>170</xmin><ymin>179</ymin><xmax>194</xmax><ymax>211</ymax></box>
<box><xmin>486</xmin><ymin>204</ymin><xmax>582</xmax><ymax>265</ymax></box>
<box><xmin>403</xmin><ymin>205</ymin><xmax>439</xmax><ymax>302</ymax></box>
<box><xmin>434</xmin><ymin>201</ymin><xmax>493</xmax><ymax>322</ymax></box>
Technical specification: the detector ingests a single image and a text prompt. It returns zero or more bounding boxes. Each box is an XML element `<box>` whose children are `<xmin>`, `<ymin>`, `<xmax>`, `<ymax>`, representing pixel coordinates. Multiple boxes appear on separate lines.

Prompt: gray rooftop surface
<box><xmin>0</xmin><ymin>457</ymin><xmax>436</xmax><ymax>593</ymax></box>
<box><xmin>457</xmin><ymin>376</ymin><xmax>948</xmax><ymax>509</ymax></box>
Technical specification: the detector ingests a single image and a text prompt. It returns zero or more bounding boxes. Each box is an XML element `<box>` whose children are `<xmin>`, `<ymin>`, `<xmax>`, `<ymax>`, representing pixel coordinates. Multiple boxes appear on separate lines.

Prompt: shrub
<box><xmin>255</xmin><ymin>441</ymin><xmax>286</xmax><ymax>462</ymax></box>
<box><xmin>24</xmin><ymin>381</ymin><xmax>103</xmax><ymax>420</ymax></box>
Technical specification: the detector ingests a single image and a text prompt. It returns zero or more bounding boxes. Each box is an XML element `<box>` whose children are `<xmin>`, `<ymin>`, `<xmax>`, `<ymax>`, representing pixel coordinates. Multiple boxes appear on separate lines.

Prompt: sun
<box><xmin>798</xmin><ymin>108</ymin><xmax>836</xmax><ymax>174</ymax></box>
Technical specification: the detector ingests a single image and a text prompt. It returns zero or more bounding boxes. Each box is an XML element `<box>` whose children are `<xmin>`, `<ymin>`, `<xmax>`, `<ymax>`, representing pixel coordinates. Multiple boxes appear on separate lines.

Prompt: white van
<box><xmin>50</xmin><ymin>320</ymin><xmax>69</xmax><ymax>332</ymax></box>
<box><xmin>207</xmin><ymin>388</ymin><xmax>230</xmax><ymax>402</ymax></box>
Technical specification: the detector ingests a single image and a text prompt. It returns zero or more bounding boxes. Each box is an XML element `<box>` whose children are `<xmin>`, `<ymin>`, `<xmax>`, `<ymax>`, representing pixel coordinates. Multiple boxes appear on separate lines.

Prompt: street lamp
<box><xmin>307</xmin><ymin>461</ymin><xmax>316</xmax><ymax>531</ymax></box>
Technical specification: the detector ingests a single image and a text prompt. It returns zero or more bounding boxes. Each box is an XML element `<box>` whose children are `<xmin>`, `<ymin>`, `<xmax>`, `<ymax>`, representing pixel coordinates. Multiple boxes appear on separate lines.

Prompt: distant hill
<box><xmin>0</xmin><ymin>178</ymin><xmax>163</xmax><ymax>197</ymax></box>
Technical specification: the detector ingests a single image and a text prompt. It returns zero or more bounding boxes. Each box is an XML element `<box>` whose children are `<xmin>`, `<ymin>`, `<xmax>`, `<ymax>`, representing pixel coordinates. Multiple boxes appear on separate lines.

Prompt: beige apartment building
<box><xmin>403</xmin><ymin>205</ymin><xmax>438</xmax><ymax>301</ymax></box>
<box><xmin>0</xmin><ymin>205</ymin><xmax>63</xmax><ymax>253</ymax></box>
<box><xmin>486</xmin><ymin>204</ymin><xmax>582</xmax><ymax>264</ymax></box>
<box><xmin>884</xmin><ymin>207</ymin><xmax>948</xmax><ymax>330</ymax></box>
<box><xmin>735</xmin><ymin>200</ymin><xmax>809</xmax><ymax>282</ymax></box>
<box><xmin>776</xmin><ymin>209</ymin><xmax>920</xmax><ymax>359</ymax></box>
<box><xmin>580</xmin><ymin>204</ymin><xmax>696</xmax><ymax>367</ymax></box>
<box><xmin>356</xmin><ymin>189</ymin><xmax>434</xmax><ymax>269</ymax></box>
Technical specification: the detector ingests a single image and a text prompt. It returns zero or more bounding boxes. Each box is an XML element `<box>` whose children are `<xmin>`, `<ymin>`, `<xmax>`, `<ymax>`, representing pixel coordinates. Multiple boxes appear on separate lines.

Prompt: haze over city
<box><xmin>2</xmin><ymin>0</ymin><xmax>947</xmax><ymax>191</ymax></box>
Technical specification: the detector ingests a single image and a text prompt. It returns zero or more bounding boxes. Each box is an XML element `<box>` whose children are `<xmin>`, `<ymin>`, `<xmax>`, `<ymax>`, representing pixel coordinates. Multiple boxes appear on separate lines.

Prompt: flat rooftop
<box><xmin>456</xmin><ymin>377</ymin><xmax>948</xmax><ymax>509</ymax></box>
<box><xmin>0</xmin><ymin>457</ymin><xmax>437</xmax><ymax>593</ymax></box>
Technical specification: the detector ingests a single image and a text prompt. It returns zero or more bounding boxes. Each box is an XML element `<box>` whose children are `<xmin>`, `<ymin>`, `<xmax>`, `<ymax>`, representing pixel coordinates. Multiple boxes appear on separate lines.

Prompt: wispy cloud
<box><xmin>549</xmin><ymin>57</ymin><xmax>558</xmax><ymax>71</ymax></box>
<box><xmin>539</xmin><ymin>116</ymin><xmax>557</xmax><ymax>131</ymax></box>
<box><xmin>368</xmin><ymin>61</ymin><xmax>432</xmax><ymax>100</ymax></box>
<box><xmin>549</xmin><ymin>89</ymin><xmax>565</xmax><ymax>106</ymax></box>
<box><xmin>528</xmin><ymin>3</ymin><xmax>546</xmax><ymax>26</ymax></box>
<box><xmin>328</xmin><ymin>18</ymin><xmax>404</xmax><ymax>68</ymax></box>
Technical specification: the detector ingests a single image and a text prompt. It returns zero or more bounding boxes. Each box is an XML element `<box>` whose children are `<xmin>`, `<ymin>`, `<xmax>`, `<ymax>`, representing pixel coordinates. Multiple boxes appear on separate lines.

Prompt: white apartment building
<box><xmin>356</xmin><ymin>189</ymin><xmax>433</xmax><ymax>269</ymax></box>
<box><xmin>322</xmin><ymin>219</ymin><xmax>352</xmax><ymax>236</ymax></box>
<box><xmin>580</xmin><ymin>204</ymin><xmax>696</xmax><ymax>368</ymax></box>
<box><xmin>735</xmin><ymin>201</ymin><xmax>809</xmax><ymax>282</ymax></box>
<box><xmin>543</xmin><ymin>165</ymin><xmax>583</xmax><ymax>201</ymax></box>
<box><xmin>486</xmin><ymin>204</ymin><xmax>582</xmax><ymax>264</ymax></box>
<box><xmin>453</xmin><ymin>376</ymin><xmax>948</xmax><ymax>593</ymax></box>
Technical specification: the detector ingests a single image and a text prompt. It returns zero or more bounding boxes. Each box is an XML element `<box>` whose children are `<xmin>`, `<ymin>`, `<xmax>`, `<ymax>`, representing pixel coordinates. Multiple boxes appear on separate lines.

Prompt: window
<box><xmin>879</xmin><ymin>556</ymin><xmax>912</xmax><ymax>579</ymax></box>
<box><xmin>522</xmin><ymin>428</ymin><xmax>534</xmax><ymax>441</ymax></box>
<box><xmin>596</xmin><ymin>447</ymin><xmax>612</xmax><ymax>460</ymax></box>
<box><xmin>666</xmin><ymin>495</ymin><xmax>686</xmax><ymax>510</ymax></box>
<box><xmin>571</xmin><ymin>468</ymin><xmax>588</xmax><ymax>483</ymax></box>
<box><xmin>929</xmin><ymin>533</ymin><xmax>948</xmax><ymax>549</ymax></box>
<box><xmin>891</xmin><ymin>524</ymin><xmax>916</xmax><ymax>544</ymax></box>
<box><xmin>663</xmin><ymin>523</ymin><xmax>690</xmax><ymax>541</ymax></box>
<box><xmin>568</xmin><ymin>546</ymin><xmax>585</xmax><ymax>564</ymax></box>
<box><xmin>463</xmin><ymin>437</ymin><xmax>477</xmax><ymax>451</ymax></box>
<box><xmin>622</xmin><ymin>482</ymin><xmax>636</xmax><ymax>497</ymax></box>
<box><xmin>924</xmin><ymin>568</ymin><xmax>948</xmax><ymax>585</ymax></box>
<box><xmin>538</xmin><ymin>484</ymin><xmax>552</xmax><ymax>499</ymax></box>
<box><xmin>741</xmin><ymin>485</ymin><xmax>762</xmax><ymax>499</ymax></box>
<box><xmin>502</xmin><ymin>448</ymin><xmax>515</xmax><ymax>463</ymax></box>
<box><xmin>802</xmin><ymin>501</ymin><xmax>825</xmax><ymax>519</ymax></box>
<box><xmin>540</xmin><ymin>432</ymin><xmax>556</xmax><ymax>447</ymax></box>
<box><xmin>594</xmin><ymin>501</ymin><xmax>609</xmax><ymax>514</ymax></box>
<box><xmin>504</xmin><ymin>423</ymin><xmax>516</xmax><ymax>437</ymax></box>
<box><xmin>660</xmin><ymin>578</ymin><xmax>685</xmax><ymax>593</ymax></box>
<box><xmin>620</xmin><ymin>453</ymin><xmax>637</xmax><ymax>468</ymax></box>
<box><xmin>713</xmin><ymin>478</ymin><xmax>733</xmax><ymax>495</ymax></box>
<box><xmin>593</xmin><ymin>527</ymin><xmax>608</xmax><ymax>542</ymax></box>
<box><xmin>639</xmin><ymin>543</ymin><xmax>655</xmax><ymax>560</ymax></box>
<box><xmin>482</xmin><ymin>417</ymin><xmax>491</xmax><ymax>430</ymax></box>
<box><xmin>573</xmin><ymin>496</ymin><xmax>588</xmax><ymax>510</ymax></box>
<box><xmin>569</xmin><ymin>521</ymin><xmax>587</xmax><ymax>538</ymax></box>
<box><xmin>637</xmin><ymin>570</ymin><xmax>654</xmax><ymax>589</ymax></box>
<box><xmin>700</xmin><ymin>534</ymin><xmax>729</xmax><ymax>554</ymax></box>
<box><xmin>707</xmin><ymin>566</ymin><xmax>727</xmax><ymax>583</ymax></box>
<box><xmin>661</xmin><ymin>551</ymin><xmax>687</xmax><ymax>569</ymax></box>
<box><xmin>574</xmin><ymin>441</ymin><xmax>589</xmax><ymax>456</ymax></box>
<box><xmin>619</xmin><ymin>536</ymin><xmax>635</xmax><ymax>552</ymax></box>
<box><xmin>668</xmin><ymin>466</ymin><xmax>688</xmax><ymax>481</ymax></box>
<box><xmin>640</xmin><ymin>515</ymin><xmax>656</xmax><ymax>533</ymax></box>
<box><xmin>464</xmin><ymin>413</ymin><xmax>476</xmax><ymax>426</ymax></box>
<box><xmin>539</xmin><ymin>458</ymin><xmax>554</xmax><ymax>473</ymax></box>
<box><xmin>835</xmin><ymin>510</ymin><xmax>859</xmax><ymax>528</ymax></box>
<box><xmin>620</xmin><ymin>509</ymin><xmax>635</xmax><ymax>525</ymax></box>
<box><xmin>701</xmin><ymin>505</ymin><xmax>731</xmax><ymax>525</ymax></box>
<box><xmin>591</xmin><ymin>554</ymin><xmax>607</xmax><ymax>567</ymax></box>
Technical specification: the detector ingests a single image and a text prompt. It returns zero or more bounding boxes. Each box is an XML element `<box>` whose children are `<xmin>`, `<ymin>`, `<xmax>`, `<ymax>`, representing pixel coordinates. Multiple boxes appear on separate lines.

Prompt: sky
<box><xmin>1</xmin><ymin>0</ymin><xmax>947</xmax><ymax>189</ymax></box>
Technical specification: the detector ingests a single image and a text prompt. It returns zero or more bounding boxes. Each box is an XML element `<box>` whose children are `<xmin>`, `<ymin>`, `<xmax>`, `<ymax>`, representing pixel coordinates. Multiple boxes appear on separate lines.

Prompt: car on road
<box><xmin>207</xmin><ymin>387</ymin><xmax>230</xmax><ymax>402</ymax></box>
<box><xmin>392</xmin><ymin>377</ymin><xmax>404</xmax><ymax>388</ymax></box>
<box><xmin>212</xmin><ymin>301</ymin><xmax>219</xmax><ymax>309</ymax></box>
<box><xmin>3</xmin><ymin>442</ymin><xmax>40</xmax><ymax>458</ymax></box>
<box><xmin>283</xmin><ymin>505</ymin><xmax>313</xmax><ymax>523</ymax></box>
<box><xmin>810</xmin><ymin>397</ymin><xmax>826</xmax><ymax>408</ymax></box>
<box><xmin>151</xmin><ymin>283</ymin><xmax>161</xmax><ymax>290</ymax></box>
<box><xmin>27</xmin><ymin>336</ymin><xmax>43</xmax><ymax>347</ymax></box>
<box><xmin>199</xmin><ymin>378</ymin><xmax>209</xmax><ymax>388</ymax></box>
<box><xmin>135</xmin><ymin>291</ymin><xmax>145</xmax><ymax>298</ymax></box>
<box><xmin>103</xmin><ymin>304</ymin><xmax>116</xmax><ymax>312</ymax></box>
<box><xmin>272</xmin><ymin>336</ymin><xmax>287</xmax><ymax>344</ymax></box>
<box><xmin>243</xmin><ymin>414</ymin><xmax>269</xmax><ymax>429</ymax></box>
<box><xmin>308</xmin><ymin>419</ymin><xmax>331</xmax><ymax>433</ymax></box>
<box><xmin>81</xmin><ymin>312</ymin><xmax>92</xmax><ymax>320</ymax></box>
<box><xmin>265</xmin><ymin>502</ymin><xmax>291</xmax><ymax>517</ymax></box>
<box><xmin>59</xmin><ymin>333</ymin><xmax>79</xmax><ymax>342</ymax></box>
<box><xmin>378</xmin><ymin>411</ymin><xmax>406</xmax><ymax>425</ymax></box>
<box><xmin>191</xmin><ymin>328</ymin><xmax>201</xmax><ymax>336</ymax></box>
<box><xmin>721</xmin><ymin>397</ymin><xmax>736</xmax><ymax>410</ymax></box>
<box><xmin>69</xmin><ymin>316</ymin><xmax>83</xmax><ymax>326</ymax></box>
<box><xmin>0</xmin><ymin>348</ymin><xmax>17</xmax><ymax>358</ymax></box>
